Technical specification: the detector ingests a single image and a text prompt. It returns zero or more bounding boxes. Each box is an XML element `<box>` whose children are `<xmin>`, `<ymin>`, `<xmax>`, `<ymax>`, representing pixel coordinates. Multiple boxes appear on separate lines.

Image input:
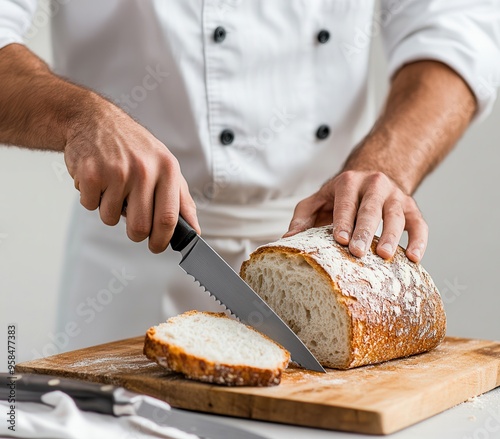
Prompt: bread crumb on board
<box><xmin>465</xmin><ymin>395</ymin><xmax>485</xmax><ymax>409</ymax></box>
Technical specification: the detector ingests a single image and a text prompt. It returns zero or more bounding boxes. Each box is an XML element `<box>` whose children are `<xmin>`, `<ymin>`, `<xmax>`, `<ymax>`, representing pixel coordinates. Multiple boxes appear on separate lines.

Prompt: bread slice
<box><xmin>144</xmin><ymin>311</ymin><xmax>290</xmax><ymax>386</ymax></box>
<box><xmin>240</xmin><ymin>225</ymin><xmax>446</xmax><ymax>369</ymax></box>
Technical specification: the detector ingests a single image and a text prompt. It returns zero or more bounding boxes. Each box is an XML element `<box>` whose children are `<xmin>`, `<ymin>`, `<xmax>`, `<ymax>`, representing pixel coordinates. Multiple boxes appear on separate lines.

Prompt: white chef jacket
<box><xmin>1</xmin><ymin>0</ymin><xmax>499</xmax><ymax>353</ymax></box>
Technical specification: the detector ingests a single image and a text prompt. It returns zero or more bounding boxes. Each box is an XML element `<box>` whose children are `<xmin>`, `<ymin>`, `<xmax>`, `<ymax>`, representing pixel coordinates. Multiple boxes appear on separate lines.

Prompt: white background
<box><xmin>1</xmin><ymin>1</ymin><xmax>499</xmax><ymax>368</ymax></box>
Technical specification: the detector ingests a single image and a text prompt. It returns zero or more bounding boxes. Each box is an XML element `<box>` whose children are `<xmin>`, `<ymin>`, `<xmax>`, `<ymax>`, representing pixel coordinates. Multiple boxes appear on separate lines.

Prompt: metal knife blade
<box><xmin>170</xmin><ymin>217</ymin><xmax>325</xmax><ymax>373</ymax></box>
<box><xmin>0</xmin><ymin>373</ymin><xmax>268</xmax><ymax>439</ymax></box>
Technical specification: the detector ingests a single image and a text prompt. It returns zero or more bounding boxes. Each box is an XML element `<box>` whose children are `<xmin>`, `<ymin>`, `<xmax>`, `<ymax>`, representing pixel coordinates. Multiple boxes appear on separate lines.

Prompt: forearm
<box><xmin>0</xmin><ymin>43</ymin><xmax>199</xmax><ymax>251</ymax></box>
<box><xmin>287</xmin><ymin>61</ymin><xmax>477</xmax><ymax>261</ymax></box>
<box><xmin>0</xmin><ymin>43</ymin><xmax>103</xmax><ymax>151</ymax></box>
<box><xmin>343</xmin><ymin>61</ymin><xmax>477</xmax><ymax>194</ymax></box>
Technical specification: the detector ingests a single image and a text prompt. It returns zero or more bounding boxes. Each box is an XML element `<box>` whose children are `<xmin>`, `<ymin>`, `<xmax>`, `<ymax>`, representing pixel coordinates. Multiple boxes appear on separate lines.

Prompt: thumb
<box><xmin>283</xmin><ymin>196</ymin><xmax>320</xmax><ymax>238</ymax></box>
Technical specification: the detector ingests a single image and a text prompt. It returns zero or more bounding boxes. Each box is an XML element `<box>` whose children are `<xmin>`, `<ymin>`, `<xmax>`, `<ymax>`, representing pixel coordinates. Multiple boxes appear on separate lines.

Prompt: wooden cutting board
<box><xmin>16</xmin><ymin>336</ymin><xmax>500</xmax><ymax>435</ymax></box>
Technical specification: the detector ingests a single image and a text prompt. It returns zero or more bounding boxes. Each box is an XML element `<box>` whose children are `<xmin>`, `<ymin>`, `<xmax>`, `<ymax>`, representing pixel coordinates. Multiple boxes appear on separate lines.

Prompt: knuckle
<box><xmin>149</xmin><ymin>239</ymin><xmax>167</xmax><ymax>254</ymax></box>
<box><xmin>385</xmin><ymin>202</ymin><xmax>405</xmax><ymax>219</ymax></box>
<box><xmin>352</xmin><ymin>227</ymin><xmax>372</xmax><ymax>241</ymax></box>
<box><xmin>369</xmin><ymin>171</ymin><xmax>388</xmax><ymax>184</ymax></box>
<box><xmin>79</xmin><ymin>198</ymin><xmax>91</xmax><ymax>210</ymax></box>
<box><xmin>80</xmin><ymin>168</ymin><xmax>101</xmax><ymax>188</ymax></box>
<box><xmin>132</xmin><ymin>159</ymin><xmax>149</xmax><ymax>180</ymax></box>
<box><xmin>100</xmin><ymin>211</ymin><xmax>120</xmax><ymax>226</ymax></box>
<box><xmin>404</xmin><ymin>196</ymin><xmax>421</xmax><ymax>212</ymax></box>
<box><xmin>289</xmin><ymin>218</ymin><xmax>310</xmax><ymax>231</ymax></box>
<box><xmin>403</xmin><ymin>200</ymin><xmax>426</xmax><ymax>226</ymax></box>
<box><xmin>407</xmin><ymin>207</ymin><xmax>426</xmax><ymax>224</ymax></box>
<box><xmin>335</xmin><ymin>199</ymin><xmax>358</xmax><ymax>213</ymax></box>
<box><xmin>161</xmin><ymin>153</ymin><xmax>181</xmax><ymax>173</ymax></box>
<box><xmin>366</xmin><ymin>172</ymin><xmax>390</xmax><ymax>191</ymax></box>
<box><xmin>128</xmin><ymin>221</ymin><xmax>151</xmax><ymax>241</ymax></box>
<box><xmin>80</xmin><ymin>196</ymin><xmax>99</xmax><ymax>211</ymax></box>
<box><xmin>420</xmin><ymin>220</ymin><xmax>429</xmax><ymax>233</ymax></box>
<box><xmin>381</xmin><ymin>231</ymin><xmax>399</xmax><ymax>242</ymax></box>
<box><xmin>108</xmin><ymin>163</ymin><xmax>127</xmax><ymax>184</ymax></box>
<box><xmin>157</xmin><ymin>211</ymin><xmax>178</xmax><ymax>228</ymax></box>
<box><xmin>99</xmin><ymin>201</ymin><xmax>122</xmax><ymax>226</ymax></box>
<box><xmin>363</xmin><ymin>188</ymin><xmax>385</xmax><ymax>204</ymax></box>
<box><xmin>336</xmin><ymin>170</ymin><xmax>357</xmax><ymax>186</ymax></box>
<box><xmin>417</xmin><ymin>211</ymin><xmax>426</xmax><ymax>224</ymax></box>
<box><xmin>407</xmin><ymin>215</ymin><xmax>428</xmax><ymax>234</ymax></box>
<box><xmin>359</xmin><ymin>203</ymin><xmax>380</xmax><ymax>218</ymax></box>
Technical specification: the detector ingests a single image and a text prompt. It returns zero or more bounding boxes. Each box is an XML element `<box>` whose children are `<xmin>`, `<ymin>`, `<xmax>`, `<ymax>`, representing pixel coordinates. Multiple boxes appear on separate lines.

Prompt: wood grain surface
<box><xmin>16</xmin><ymin>336</ymin><xmax>500</xmax><ymax>435</ymax></box>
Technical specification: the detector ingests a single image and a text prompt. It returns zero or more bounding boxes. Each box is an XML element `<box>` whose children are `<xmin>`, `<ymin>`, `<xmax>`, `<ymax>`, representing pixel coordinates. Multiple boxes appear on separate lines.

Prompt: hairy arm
<box><xmin>0</xmin><ymin>43</ymin><xmax>199</xmax><ymax>252</ymax></box>
<box><xmin>286</xmin><ymin>61</ymin><xmax>476</xmax><ymax>262</ymax></box>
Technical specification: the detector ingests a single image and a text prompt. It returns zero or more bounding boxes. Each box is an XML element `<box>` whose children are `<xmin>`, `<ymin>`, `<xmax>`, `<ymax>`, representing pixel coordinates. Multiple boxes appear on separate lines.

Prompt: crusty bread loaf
<box><xmin>240</xmin><ymin>225</ymin><xmax>446</xmax><ymax>369</ymax></box>
<box><xmin>144</xmin><ymin>311</ymin><xmax>290</xmax><ymax>386</ymax></box>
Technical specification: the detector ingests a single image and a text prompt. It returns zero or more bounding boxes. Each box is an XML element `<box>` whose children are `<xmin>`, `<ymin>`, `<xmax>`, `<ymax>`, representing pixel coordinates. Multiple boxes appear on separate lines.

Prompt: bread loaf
<box><xmin>240</xmin><ymin>225</ymin><xmax>446</xmax><ymax>369</ymax></box>
<box><xmin>144</xmin><ymin>310</ymin><xmax>290</xmax><ymax>386</ymax></box>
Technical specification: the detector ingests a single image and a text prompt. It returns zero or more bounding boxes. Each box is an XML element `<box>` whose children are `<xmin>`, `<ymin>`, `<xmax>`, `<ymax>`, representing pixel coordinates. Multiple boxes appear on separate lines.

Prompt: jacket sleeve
<box><xmin>0</xmin><ymin>0</ymin><xmax>38</xmax><ymax>50</ymax></box>
<box><xmin>381</xmin><ymin>0</ymin><xmax>500</xmax><ymax>121</ymax></box>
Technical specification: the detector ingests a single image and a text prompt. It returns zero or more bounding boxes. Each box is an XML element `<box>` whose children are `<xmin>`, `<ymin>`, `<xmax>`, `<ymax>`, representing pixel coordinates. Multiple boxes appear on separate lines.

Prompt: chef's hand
<box><xmin>0</xmin><ymin>44</ymin><xmax>200</xmax><ymax>254</ymax></box>
<box><xmin>285</xmin><ymin>60</ymin><xmax>476</xmax><ymax>263</ymax></box>
<box><xmin>284</xmin><ymin>170</ymin><xmax>427</xmax><ymax>263</ymax></box>
<box><xmin>64</xmin><ymin>99</ymin><xmax>200</xmax><ymax>254</ymax></box>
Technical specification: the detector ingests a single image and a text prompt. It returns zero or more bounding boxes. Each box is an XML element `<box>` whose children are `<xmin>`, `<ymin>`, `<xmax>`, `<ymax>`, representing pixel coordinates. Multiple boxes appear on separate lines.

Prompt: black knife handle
<box><xmin>0</xmin><ymin>373</ymin><xmax>117</xmax><ymax>415</ymax></box>
<box><xmin>170</xmin><ymin>216</ymin><xmax>198</xmax><ymax>252</ymax></box>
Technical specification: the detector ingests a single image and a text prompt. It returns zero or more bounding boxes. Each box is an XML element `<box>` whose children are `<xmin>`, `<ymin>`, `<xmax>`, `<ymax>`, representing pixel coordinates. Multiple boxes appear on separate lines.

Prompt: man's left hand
<box><xmin>285</xmin><ymin>170</ymin><xmax>427</xmax><ymax>263</ymax></box>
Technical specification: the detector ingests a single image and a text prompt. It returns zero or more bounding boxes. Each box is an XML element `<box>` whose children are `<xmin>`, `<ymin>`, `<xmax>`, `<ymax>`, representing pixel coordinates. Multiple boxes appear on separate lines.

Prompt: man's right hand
<box><xmin>0</xmin><ymin>44</ymin><xmax>199</xmax><ymax>253</ymax></box>
<box><xmin>65</xmin><ymin>99</ymin><xmax>200</xmax><ymax>253</ymax></box>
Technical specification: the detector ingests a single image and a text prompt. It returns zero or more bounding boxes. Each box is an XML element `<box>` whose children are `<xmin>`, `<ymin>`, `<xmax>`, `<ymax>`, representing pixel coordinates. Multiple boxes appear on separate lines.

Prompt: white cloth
<box><xmin>0</xmin><ymin>391</ymin><xmax>198</xmax><ymax>439</ymax></box>
<box><xmin>0</xmin><ymin>0</ymin><xmax>499</xmax><ymax>351</ymax></box>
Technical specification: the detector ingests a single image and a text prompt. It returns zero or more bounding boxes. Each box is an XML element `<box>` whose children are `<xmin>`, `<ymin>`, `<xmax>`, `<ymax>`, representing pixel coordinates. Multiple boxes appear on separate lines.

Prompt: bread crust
<box><xmin>143</xmin><ymin>311</ymin><xmax>290</xmax><ymax>386</ymax></box>
<box><xmin>240</xmin><ymin>226</ymin><xmax>446</xmax><ymax>369</ymax></box>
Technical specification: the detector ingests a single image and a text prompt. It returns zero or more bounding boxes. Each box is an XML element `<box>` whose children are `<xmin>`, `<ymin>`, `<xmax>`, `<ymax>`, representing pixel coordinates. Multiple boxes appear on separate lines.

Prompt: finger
<box><xmin>332</xmin><ymin>173</ymin><xmax>360</xmax><ymax>245</ymax></box>
<box><xmin>75</xmin><ymin>162</ymin><xmax>103</xmax><ymax>211</ymax></box>
<box><xmin>99</xmin><ymin>184</ymin><xmax>127</xmax><ymax>226</ymax></box>
<box><xmin>349</xmin><ymin>192</ymin><xmax>385</xmax><ymax>258</ymax></box>
<box><xmin>179</xmin><ymin>178</ymin><xmax>200</xmax><ymax>235</ymax></box>
<box><xmin>125</xmin><ymin>181</ymin><xmax>154</xmax><ymax>243</ymax></box>
<box><xmin>405</xmin><ymin>208</ymin><xmax>428</xmax><ymax>263</ymax></box>
<box><xmin>78</xmin><ymin>177</ymin><xmax>102</xmax><ymax>211</ymax></box>
<box><xmin>283</xmin><ymin>195</ymin><xmax>324</xmax><ymax>237</ymax></box>
<box><xmin>376</xmin><ymin>198</ymin><xmax>405</xmax><ymax>259</ymax></box>
<box><xmin>148</xmin><ymin>170</ymin><xmax>180</xmax><ymax>254</ymax></box>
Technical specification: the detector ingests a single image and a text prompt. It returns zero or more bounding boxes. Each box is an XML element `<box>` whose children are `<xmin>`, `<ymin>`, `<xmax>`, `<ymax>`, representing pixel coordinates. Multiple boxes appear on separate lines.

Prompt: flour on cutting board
<box><xmin>68</xmin><ymin>354</ymin><xmax>157</xmax><ymax>371</ymax></box>
<box><xmin>286</xmin><ymin>373</ymin><xmax>347</xmax><ymax>385</ymax></box>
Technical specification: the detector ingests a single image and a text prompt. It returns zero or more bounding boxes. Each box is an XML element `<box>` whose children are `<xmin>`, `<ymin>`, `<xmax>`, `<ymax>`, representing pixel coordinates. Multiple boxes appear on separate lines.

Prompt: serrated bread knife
<box><xmin>0</xmin><ymin>373</ymin><xmax>267</xmax><ymax>439</ymax></box>
<box><xmin>170</xmin><ymin>217</ymin><xmax>325</xmax><ymax>373</ymax></box>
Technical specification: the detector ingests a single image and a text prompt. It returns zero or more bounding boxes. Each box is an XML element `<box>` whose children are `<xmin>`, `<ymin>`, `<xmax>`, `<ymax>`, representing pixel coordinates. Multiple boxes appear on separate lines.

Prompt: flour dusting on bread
<box><xmin>240</xmin><ymin>225</ymin><xmax>446</xmax><ymax>369</ymax></box>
